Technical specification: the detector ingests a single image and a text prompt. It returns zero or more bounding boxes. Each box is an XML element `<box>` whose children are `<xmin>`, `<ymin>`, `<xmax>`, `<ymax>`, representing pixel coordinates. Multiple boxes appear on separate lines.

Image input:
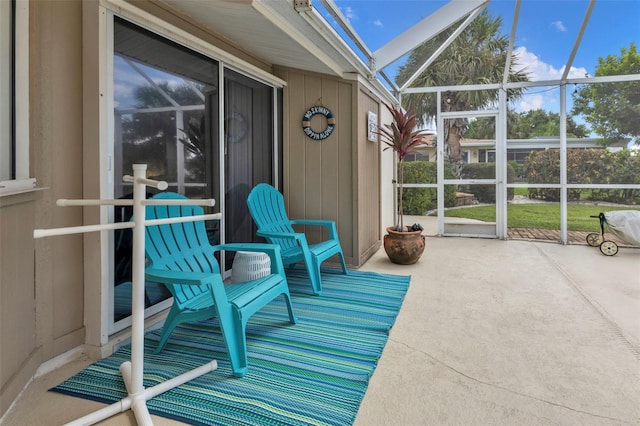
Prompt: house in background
<box><xmin>409</xmin><ymin>136</ymin><xmax>628</xmax><ymax>166</ymax></box>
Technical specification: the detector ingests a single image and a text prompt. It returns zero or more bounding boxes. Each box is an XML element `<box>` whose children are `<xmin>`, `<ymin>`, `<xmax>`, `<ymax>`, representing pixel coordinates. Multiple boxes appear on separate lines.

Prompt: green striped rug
<box><xmin>52</xmin><ymin>269</ymin><xmax>410</xmax><ymax>425</ymax></box>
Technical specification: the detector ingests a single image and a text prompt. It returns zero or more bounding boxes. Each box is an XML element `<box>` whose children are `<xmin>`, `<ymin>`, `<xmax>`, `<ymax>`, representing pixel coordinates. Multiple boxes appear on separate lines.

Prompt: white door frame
<box><xmin>436</xmin><ymin>107</ymin><xmax>505</xmax><ymax>238</ymax></box>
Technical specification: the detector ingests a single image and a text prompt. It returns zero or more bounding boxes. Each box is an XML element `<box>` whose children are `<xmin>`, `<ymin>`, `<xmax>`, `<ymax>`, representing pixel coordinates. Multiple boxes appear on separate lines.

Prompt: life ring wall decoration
<box><xmin>302</xmin><ymin>106</ymin><xmax>335</xmax><ymax>140</ymax></box>
<box><xmin>225</xmin><ymin>111</ymin><xmax>248</xmax><ymax>144</ymax></box>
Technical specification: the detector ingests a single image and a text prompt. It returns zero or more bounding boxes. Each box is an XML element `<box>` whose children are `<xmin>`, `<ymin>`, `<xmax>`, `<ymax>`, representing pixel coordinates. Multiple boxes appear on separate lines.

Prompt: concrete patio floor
<box><xmin>2</xmin><ymin>236</ymin><xmax>639</xmax><ymax>425</ymax></box>
<box><xmin>356</xmin><ymin>237</ymin><xmax>639</xmax><ymax>426</ymax></box>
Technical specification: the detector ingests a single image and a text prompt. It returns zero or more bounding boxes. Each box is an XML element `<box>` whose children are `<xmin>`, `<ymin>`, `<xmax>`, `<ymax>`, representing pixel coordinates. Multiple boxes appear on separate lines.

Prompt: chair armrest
<box><xmin>256</xmin><ymin>230</ymin><xmax>305</xmax><ymax>242</ymax></box>
<box><xmin>290</xmin><ymin>219</ymin><xmax>339</xmax><ymax>239</ymax></box>
<box><xmin>145</xmin><ymin>268</ymin><xmax>215</xmax><ymax>286</ymax></box>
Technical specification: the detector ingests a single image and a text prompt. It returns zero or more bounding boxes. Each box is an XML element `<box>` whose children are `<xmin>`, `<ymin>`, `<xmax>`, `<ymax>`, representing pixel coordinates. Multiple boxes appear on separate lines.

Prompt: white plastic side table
<box><xmin>231</xmin><ymin>251</ymin><xmax>271</xmax><ymax>282</ymax></box>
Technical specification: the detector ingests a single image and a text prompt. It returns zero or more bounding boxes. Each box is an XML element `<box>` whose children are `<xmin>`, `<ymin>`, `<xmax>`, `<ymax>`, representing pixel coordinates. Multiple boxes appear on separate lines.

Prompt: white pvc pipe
<box><xmin>122</xmin><ymin>174</ymin><xmax>169</xmax><ymax>190</ymax></box>
<box><xmin>129</xmin><ymin>165</ymin><xmax>147</xmax><ymax>402</ymax></box>
<box><xmin>33</xmin><ymin>222</ymin><xmax>135</xmax><ymax>239</ymax></box>
<box><xmin>37</xmin><ymin>164</ymin><xmax>220</xmax><ymax>425</ymax></box>
<box><xmin>63</xmin><ymin>360</ymin><xmax>217</xmax><ymax>426</ymax></box>
<box><xmin>57</xmin><ymin>199</ymin><xmax>134</xmax><ymax>207</ymax></box>
<box><xmin>130</xmin><ymin>398</ymin><xmax>153</xmax><ymax>426</ymax></box>
<box><xmin>143</xmin><ymin>198</ymin><xmax>215</xmax><ymax>207</ymax></box>
<box><xmin>143</xmin><ymin>360</ymin><xmax>217</xmax><ymax>399</ymax></box>
<box><xmin>63</xmin><ymin>400</ymin><xmax>129</xmax><ymax>426</ymax></box>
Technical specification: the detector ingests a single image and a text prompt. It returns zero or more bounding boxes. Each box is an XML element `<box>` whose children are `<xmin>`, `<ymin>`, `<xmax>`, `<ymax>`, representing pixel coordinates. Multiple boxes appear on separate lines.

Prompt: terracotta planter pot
<box><xmin>383</xmin><ymin>226</ymin><xmax>426</xmax><ymax>265</ymax></box>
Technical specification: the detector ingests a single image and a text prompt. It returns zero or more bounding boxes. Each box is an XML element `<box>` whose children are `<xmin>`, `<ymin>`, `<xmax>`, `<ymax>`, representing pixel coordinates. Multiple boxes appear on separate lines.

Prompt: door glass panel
<box><xmin>111</xmin><ymin>17</ymin><xmax>219</xmax><ymax>326</ymax></box>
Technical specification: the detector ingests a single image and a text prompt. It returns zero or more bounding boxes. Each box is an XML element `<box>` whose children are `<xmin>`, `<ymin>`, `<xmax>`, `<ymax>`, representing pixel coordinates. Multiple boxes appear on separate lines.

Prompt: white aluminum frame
<box><xmin>0</xmin><ymin>0</ymin><xmax>31</xmax><ymax>192</ymax></box>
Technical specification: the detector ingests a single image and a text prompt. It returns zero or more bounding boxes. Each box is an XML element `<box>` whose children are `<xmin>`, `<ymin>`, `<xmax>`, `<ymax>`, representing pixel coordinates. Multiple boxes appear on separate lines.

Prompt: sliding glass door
<box><xmin>109</xmin><ymin>16</ymin><xmax>279</xmax><ymax>332</ymax></box>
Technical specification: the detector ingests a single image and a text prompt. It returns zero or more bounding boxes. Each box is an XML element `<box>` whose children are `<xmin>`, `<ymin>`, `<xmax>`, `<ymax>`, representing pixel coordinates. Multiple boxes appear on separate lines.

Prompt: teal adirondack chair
<box><xmin>246</xmin><ymin>183</ymin><xmax>348</xmax><ymax>296</ymax></box>
<box><xmin>144</xmin><ymin>192</ymin><xmax>297</xmax><ymax>377</ymax></box>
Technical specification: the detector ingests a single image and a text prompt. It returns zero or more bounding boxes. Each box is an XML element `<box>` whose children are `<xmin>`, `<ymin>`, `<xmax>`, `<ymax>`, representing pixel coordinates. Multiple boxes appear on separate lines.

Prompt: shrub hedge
<box><xmin>402</xmin><ymin>161</ymin><xmax>457</xmax><ymax>214</ymax></box>
<box><xmin>525</xmin><ymin>148</ymin><xmax>640</xmax><ymax>204</ymax></box>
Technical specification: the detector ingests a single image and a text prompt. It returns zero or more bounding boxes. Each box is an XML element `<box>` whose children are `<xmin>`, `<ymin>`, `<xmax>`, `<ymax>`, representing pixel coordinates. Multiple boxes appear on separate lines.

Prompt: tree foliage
<box><xmin>395</xmin><ymin>10</ymin><xmax>530</xmax><ymax>162</ymax></box>
<box><xmin>464</xmin><ymin>109</ymin><xmax>590</xmax><ymax>139</ymax></box>
<box><xmin>571</xmin><ymin>42</ymin><xmax>640</xmax><ymax>146</ymax></box>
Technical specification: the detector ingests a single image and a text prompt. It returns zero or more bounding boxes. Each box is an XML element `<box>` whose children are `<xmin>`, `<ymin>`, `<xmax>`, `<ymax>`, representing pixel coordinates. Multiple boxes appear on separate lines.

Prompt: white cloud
<box><xmin>509</xmin><ymin>46</ymin><xmax>590</xmax><ymax>112</ymax></box>
<box><xmin>113</xmin><ymin>83</ymin><xmax>133</xmax><ymax>108</ymax></box>
<box><xmin>341</xmin><ymin>6</ymin><xmax>356</xmax><ymax>22</ymax></box>
<box><xmin>513</xmin><ymin>46</ymin><xmax>588</xmax><ymax>81</ymax></box>
<box><xmin>373</xmin><ymin>19</ymin><xmax>383</xmax><ymax>28</ymax></box>
<box><xmin>518</xmin><ymin>93</ymin><xmax>549</xmax><ymax>112</ymax></box>
<box><xmin>552</xmin><ymin>20</ymin><xmax>567</xmax><ymax>32</ymax></box>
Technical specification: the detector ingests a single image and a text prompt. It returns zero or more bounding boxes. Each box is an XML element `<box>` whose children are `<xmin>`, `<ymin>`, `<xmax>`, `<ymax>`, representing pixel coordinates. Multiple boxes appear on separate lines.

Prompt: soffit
<box><xmin>152</xmin><ymin>0</ymin><xmax>360</xmax><ymax>77</ymax></box>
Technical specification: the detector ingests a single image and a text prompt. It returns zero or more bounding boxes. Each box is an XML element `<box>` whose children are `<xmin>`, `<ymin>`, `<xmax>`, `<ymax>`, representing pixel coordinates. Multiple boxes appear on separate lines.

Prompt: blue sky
<box><xmin>331</xmin><ymin>0</ymin><xmax>639</xmax><ymax>86</ymax></box>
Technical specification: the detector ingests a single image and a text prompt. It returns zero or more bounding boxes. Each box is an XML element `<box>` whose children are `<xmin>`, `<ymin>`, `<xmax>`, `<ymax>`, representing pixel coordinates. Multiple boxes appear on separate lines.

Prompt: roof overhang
<box><xmin>151</xmin><ymin>0</ymin><xmax>364</xmax><ymax>76</ymax></box>
<box><xmin>150</xmin><ymin>0</ymin><xmax>395</xmax><ymax>102</ymax></box>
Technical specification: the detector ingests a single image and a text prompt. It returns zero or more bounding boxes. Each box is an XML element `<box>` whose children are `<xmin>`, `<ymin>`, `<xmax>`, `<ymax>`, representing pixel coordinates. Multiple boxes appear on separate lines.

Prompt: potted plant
<box><xmin>377</xmin><ymin>102</ymin><xmax>430</xmax><ymax>264</ymax></box>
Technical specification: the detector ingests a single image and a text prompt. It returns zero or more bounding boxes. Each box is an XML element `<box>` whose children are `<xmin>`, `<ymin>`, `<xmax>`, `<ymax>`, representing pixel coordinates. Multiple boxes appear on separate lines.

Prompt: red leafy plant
<box><xmin>377</xmin><ymin>103</ymin><xmax>431</xmax><ymax>231</ymax></box>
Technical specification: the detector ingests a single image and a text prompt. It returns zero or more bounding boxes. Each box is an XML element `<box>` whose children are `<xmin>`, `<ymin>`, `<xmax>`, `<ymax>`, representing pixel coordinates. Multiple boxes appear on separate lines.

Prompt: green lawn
<box><xmin>443</xmin><ymin>203</ymin><xmax>639</xmax><ymax>232</ymax></box>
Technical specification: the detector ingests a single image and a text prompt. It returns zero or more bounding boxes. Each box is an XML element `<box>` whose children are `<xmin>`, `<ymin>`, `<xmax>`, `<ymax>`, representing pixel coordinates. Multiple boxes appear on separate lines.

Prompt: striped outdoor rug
<box><xmin>52</xmin><ymin>268</ymin><xmax>410</xmax><ymax>425</ymax></box>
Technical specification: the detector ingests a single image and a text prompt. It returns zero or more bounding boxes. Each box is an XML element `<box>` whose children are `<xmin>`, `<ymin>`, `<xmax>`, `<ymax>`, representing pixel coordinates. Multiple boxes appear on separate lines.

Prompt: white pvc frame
<box><xmin>34</xmin><ymin>164</ymin><xmax>221</xmax><ymax>426</ymax></box>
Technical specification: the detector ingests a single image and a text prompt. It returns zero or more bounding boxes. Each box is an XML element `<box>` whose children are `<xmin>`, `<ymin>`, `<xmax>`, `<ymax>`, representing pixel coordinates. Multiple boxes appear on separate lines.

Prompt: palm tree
<box><xmin>396</xmin><ymin>10</ymin><xmax>529</xmax><ymax>164</ymax></box>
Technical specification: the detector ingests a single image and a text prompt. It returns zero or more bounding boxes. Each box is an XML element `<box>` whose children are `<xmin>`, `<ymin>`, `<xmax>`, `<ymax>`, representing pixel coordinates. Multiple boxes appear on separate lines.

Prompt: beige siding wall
<box><xmin>356</xmin><ymin>87</ymin><xmax>382</xmax><ymax>264</ymax></box>
<box><xmin>0</xmin><ymin>0</ymin><xmax>86</xmax><ymax>416</ymax></box>
<box><xmin>274</xmin><ymin>68</ymin><xmax>383</xmax><ymax>268</ymax></box>
<box><xmin>275</xmin><ymin>69</ymin><xmax>351</xmax><ymax>266</ymax></box>
<box><xmin>32</xmin><ymin>0</ymin><xmax>86</xmax><ymax>356</ymax></box>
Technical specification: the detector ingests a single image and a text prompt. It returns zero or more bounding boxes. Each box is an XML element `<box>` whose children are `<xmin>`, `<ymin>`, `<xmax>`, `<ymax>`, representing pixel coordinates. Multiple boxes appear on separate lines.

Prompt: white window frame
<box><xmin>0</xmin><ymin>0</ymin><xmax>33</xmax><ymax>195</ymax></box>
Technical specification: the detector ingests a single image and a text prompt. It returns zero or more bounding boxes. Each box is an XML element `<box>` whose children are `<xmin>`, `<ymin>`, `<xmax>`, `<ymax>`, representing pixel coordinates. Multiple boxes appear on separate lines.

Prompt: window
<box><xmin>0</xmin><ymin>0</ymin><xmax>32</xmax><ymax>194</ymax></box>
<box><xmin>478</xmin><ymin>149</ymin><xmax>496</xmax><ymax>163</ymax></box>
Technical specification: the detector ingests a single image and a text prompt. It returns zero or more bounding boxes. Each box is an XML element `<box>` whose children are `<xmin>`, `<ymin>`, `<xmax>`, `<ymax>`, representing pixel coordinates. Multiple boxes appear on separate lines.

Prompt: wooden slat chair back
<box><xmin>144</xmin><ymin>192</ymin><xmax>297</xmax><ymax>377</ymax></box>
<box><xmin>246</xmin><ymin>183</ymin><xmax>348</xmax><ymax>296</ymax></box>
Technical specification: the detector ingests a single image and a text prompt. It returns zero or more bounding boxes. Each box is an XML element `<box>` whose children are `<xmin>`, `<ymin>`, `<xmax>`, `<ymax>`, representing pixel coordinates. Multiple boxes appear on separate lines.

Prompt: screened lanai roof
<box><xmin>149</xmin><ymin>0</ymin><xmax>638</xmax><ymax>99</ymax></box>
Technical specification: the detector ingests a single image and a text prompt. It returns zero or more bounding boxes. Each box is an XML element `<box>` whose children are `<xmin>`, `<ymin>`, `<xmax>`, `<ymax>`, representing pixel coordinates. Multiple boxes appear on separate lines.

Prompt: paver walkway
<box><xmin>508</xmin><ymin>227</ymin><xmax>630</xmax><ymax>246</ymax></box>
<box><xmin>506</xmin><ymin>196</ymin><xmax>636</xmax><ymax>246</ymax></box>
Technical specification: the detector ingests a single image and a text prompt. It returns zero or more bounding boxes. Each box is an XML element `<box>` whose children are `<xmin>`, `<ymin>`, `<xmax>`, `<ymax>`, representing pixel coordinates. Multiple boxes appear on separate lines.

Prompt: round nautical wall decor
<box><xmin>302</xmin><ymin>105</ymin><xmax>335</xmax><ymax>140</ymax></box>
<box><xmin>225</xmin><ymin>111</ymin><xmax>248</xmax><ymax>144</ymax></box>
